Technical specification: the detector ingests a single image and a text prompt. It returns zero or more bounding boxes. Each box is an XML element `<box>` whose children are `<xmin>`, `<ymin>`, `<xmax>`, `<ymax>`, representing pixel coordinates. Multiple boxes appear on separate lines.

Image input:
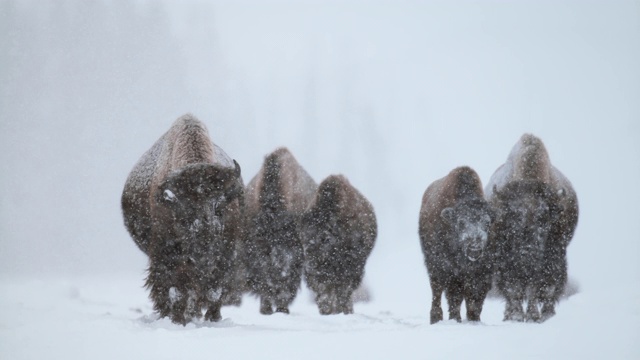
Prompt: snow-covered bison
<box><xmin>419</xmin><ymin>166</ymin><xmax>495</xmax><ymax>324</ymax></box>
<box><xmin>301</xmin><ymin>175</ymin><xmax>377</xmax><ymax>315</ymax></box>
<box><xmin>121</xmin><ymin>114</ymin><xmax>244</xmax><ymax>324</ymax></box>
<box><xmin>486</xmin><ymin>134</ymin><xmax>579</xmax><ymax>322</ymax></box>
<box><xmin>244</xmin><ymin>147</ymin><xmax>317</xmax><ymax>315</ymax></box>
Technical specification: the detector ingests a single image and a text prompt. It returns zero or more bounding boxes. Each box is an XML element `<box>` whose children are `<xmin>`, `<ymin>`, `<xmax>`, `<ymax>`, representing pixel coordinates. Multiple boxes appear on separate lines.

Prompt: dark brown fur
<box><xmin>419</xmin><ymin>166</ymin><xmax>495</xmax><ymax>324</ymax></box>
<box><xmin>486</xmin><ymin>134</ymin><xmax>579</xmax><ymax>322</ymax></box>
<box><xmin>301</xmin><ymin>175</ymin><xmax>377</xmax><ymax>315</ymax></box>
<box><xmin>121</xmin><ymin>114</ymin><xmax>244</xmax><ymax>324</ymax></box>
<box><xmin>244</xmin><ymin>147</ymin><xmax>317</xmax><ymax>314</ymax></box>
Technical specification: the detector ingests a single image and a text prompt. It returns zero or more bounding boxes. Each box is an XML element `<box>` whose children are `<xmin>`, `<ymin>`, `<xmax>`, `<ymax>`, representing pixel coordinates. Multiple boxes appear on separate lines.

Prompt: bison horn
<box><xmin>233</xmin><ymin>159</ymin><xmax>241</xmax><ymax>177</ymax></box>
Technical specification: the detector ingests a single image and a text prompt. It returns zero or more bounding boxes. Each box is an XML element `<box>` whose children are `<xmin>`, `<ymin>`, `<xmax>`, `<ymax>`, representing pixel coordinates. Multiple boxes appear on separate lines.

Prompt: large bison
<box><xmin>419</xmin><ymin>166</ymin><xmax>495</xmax><ymax>324</ymax></box>
<box><xmin>244</xmin><ymin>147</ymin><xmax>317</xmax><ymax>314</ymax></box>
<box><xmin>121</xmin><ymin>114</ymin><xmax>244</xmax><ymax>324</ymax></box>
<box><xmin>301</xmin><ymin>175</ymin><xmax>377</xmax><ymax>315</ymax></box>
<box><xmin>486</xmin><ymin>133</ymin><xmax>579</xmax><ymax>322</ymax></box>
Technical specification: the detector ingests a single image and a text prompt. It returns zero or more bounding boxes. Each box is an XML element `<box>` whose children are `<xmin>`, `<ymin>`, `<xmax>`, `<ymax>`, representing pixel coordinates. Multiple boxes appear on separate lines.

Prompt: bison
<box><xmin>486</xmin><ymin>133</ymin><xmax>579</xmax><ymax>322</ymax></box>
<box><xmin>301</xmin><ymin>175</ymin><xmax>377</xmax><ymax>315</ymax></box>
<box><xmin>419</xmin><ymin>166</ymin><xmax>495</xmax><ymax>324</ymax></box>
<box><xmin>244</xmin><ymin>147</ymin><xmax>317</xmax><ymax>315</ymax></box>
<box><xmin>121</xmin><ymin>114</ymin><xmax>244</xmax><ymax>324</ymax></box>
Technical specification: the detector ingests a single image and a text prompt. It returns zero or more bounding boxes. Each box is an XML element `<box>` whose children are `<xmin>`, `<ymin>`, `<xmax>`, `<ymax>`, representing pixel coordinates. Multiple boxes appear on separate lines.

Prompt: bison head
<box><xmin>441</xmin><ymin>198</ymin><xmax>493</xmax><ymax>261</ymax></box>
<box><xmin>155</xmin><ymin>160</ymin><xmax>243</xmax><ymax>240</ymax></box>
<box><xmin>492</xmin><ymin>181</ymin><xmax>564</xmax><ymax>258</ymax></box>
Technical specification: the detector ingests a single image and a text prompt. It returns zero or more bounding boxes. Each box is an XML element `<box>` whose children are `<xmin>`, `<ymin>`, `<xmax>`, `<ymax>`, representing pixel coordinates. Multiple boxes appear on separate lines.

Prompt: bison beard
<box><xmin>121</xmin><ymin>114</ymin><xmax>244</xmax><ymax>325</ymax></box>
<box><xmin>301</xmin><ymin>175</ymin><xmax>377</xmax><ymax>315</ymax></box>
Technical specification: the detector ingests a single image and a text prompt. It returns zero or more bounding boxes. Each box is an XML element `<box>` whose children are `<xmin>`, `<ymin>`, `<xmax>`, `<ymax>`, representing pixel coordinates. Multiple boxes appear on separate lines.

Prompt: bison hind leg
<box><xmin>315</xmin><ymin>287</ymin><xmax>336</xmax><ymax>315</ymax></box>
<box><xmin>336</xmin><ymin>286</ymin><xmax>354</xmax><ymax>315</ymax></box>
<box><xmin>260</xmin><ymin>297</ymin><xmax>274</xmax><ymax>315</ymax></box>
<box><xmin>501</xmin><ymin>282</ymin><xmax>525</xmax><ymax>322</ymax></box>
<box><xmin>525</xmin><ymin>299</ymin><xmax>541</xmax><ymax>322</ymax></box>
<box><xmin>539</xmin><ymin>285</ymin><xmax>559</xmax><ymax>322</ymax></box>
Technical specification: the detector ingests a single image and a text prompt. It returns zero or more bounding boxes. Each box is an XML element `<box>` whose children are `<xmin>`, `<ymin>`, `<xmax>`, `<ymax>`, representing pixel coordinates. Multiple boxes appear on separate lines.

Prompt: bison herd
<box><xmin>121</xmin><ymin>114</ymin><xmax>578</xmax><ymax>325</ymax></box>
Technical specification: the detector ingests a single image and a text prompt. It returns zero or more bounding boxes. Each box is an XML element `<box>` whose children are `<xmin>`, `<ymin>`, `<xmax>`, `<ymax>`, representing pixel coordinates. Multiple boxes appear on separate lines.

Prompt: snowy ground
<box><xmin>2</xmin><ymin>250</ymin><xmax>638</xmax><ymax>360</ymax></box>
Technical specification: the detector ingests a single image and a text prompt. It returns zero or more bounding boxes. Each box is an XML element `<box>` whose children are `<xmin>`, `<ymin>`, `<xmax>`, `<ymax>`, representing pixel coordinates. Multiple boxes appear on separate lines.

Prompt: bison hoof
<box><xmin>504</xmin><ymin>311</ymin><xmax>525</xmax><ymax>322</ymax></box>
<box><xmin>204</xmin><ymin>309</ymin><xmax>222</xmax><ymax>322</ymax></box>
<box><xmin>260</xmin><ymin>306</ymin><xmax>274</xmax><ymax>315</ymax></box>
<box><xmin>467</xmin><ymin>313</ymin><xmax>481</xmax><ymax>322</ymax></box>
<box><xmin>275</xmin><ymin>307</ymin><xmax>290</xmax><ymax>314</ymax></box>
<box><xmin>319</xmin><ymin>307</ymin><xmax>333</xmax><ymax>315</ymax></box>
<box><xmin>169</xmin><ymin>313</ymin><xmax>188</xmax><ymax>326</ymax></box>
<box><xmin>430</xmin><ymin>307</ymin><xmax>443</xmax><ymax>324</ymax></box>
<box><xmin>540</xmin><ymin>307</ymin><xmax>556</xmax><ymax>322</ymax></box>
<box><xmin>525</xmin><ymin>311</ymin><xmax>541</xmax><ymax>323</ymax></box>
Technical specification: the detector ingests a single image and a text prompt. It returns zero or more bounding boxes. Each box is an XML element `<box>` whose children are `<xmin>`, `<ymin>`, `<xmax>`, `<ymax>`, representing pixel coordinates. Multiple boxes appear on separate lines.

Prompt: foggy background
<box><xmin>1</xmin><ymin>0</ymin><xmax>639</xmax><ymax>303</ymax></box>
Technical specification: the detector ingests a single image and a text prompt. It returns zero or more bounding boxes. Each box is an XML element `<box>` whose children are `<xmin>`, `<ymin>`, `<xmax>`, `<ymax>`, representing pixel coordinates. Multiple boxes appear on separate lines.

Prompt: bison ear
<box><xmin>233</xmin><ymin>159</ymin><xmax>241</xmax><ymax>178</ymax></box>
<box><xmin>440</xmin><ymin>207</ymin><xmax>455</xmax><ymax>224</ymax></box>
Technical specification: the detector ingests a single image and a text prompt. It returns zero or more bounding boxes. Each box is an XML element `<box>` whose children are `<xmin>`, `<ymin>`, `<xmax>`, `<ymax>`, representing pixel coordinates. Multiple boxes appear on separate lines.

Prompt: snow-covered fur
<box><xmin>419</xmin><ymin>166</ymin><xmax>495</xmax><ymax>324</ymax></box>
<box><xmin>121</xmin><ymin>114</ymin><xmax>244</xmax><ymax>325</ymax></box>
<box><xmin>301</xmin><ymin>175</ymin><xmax>377</xmax><ymax>315</ymax></box>
<box><xmin>244</xmin><ymin>147</ymin><xmax>317</xmax><ymax>314</ymax></box>
<box><xmin>486</xmin><ymin>134</ymin><xmax>579</xmax><ymax>322</ymax></box>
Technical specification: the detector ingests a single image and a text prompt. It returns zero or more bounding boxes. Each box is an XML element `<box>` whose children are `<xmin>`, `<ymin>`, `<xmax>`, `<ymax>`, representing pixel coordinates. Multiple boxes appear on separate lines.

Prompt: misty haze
<box><xmin>1</xmin><ymin>1</ymin><xmax>639</xmax><ymax>359</ymax></box>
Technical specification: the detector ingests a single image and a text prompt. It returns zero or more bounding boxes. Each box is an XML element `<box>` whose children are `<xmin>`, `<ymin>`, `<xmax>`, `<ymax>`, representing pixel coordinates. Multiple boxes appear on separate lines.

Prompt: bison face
<box><xmin>493</xmin><ymin>181</ymin><xmax>563</xmax><ymax>258</ymax></box>
<box><xmin>441</xmin><ymin>199</ymin><xmax>493</xmax><ymax>261</ymax></box>
<box><xmin>155</xmin><ymin>161</ymin><xmax>243</xmax><ymax>241</ymax></box>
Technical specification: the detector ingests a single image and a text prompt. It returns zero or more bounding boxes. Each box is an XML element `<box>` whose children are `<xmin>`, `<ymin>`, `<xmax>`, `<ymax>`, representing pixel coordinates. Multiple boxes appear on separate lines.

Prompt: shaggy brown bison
<box><xmin>419</xmin><ymin>166</ymin><xmax>495</xmax><ymax>324</ymax></box>
<box><xmin>301</xmin><ymin>175</ymin><xmax>377</xmax><ymax>315</ymax></box>
<box><xmin>244</xmin><ymin>147</ymin><xmax>317</xmax><ymax>315</ymax></box>
<box><xmin>486</xmin><ymin>133</ymin><xmax>579</xmax><ymax>322</ymax></box>
<box><xmin>121</xmin><ymin>114</ymin><xmax>244</xmax><ymax>324</ymax></box>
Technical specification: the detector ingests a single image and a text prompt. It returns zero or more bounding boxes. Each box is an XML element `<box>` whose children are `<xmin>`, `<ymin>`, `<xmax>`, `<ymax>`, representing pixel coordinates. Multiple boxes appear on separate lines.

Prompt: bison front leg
<box><xmin>274</xmin><ymin>287</ymin><xmax>298</xmax><ymax>314</ymax></box>
<box><xmin>465</xmin><ymin>286</ymin><xmax>489</xmax><ymax>322</ymax></box>
<box><xmin>203</xmin><ymin>288</ymin><xmax>223</xmax><ymax>322</ymax></box>
<box><xmin>204</xmin><ymin>303</ymin><xmax>222</xmax><ymax>322</ymax></box>
<box><xmin>429</xmin><ymin>279</ymin><xmax>444</xmax><ymax>324</ymax></box>
<box><xmin>445</xmin><ymin>280</ymin><xmax>464</xmax><ymax>322</ymax></box>
<box><xmin>147</xmin><ymin>265</ymin><xmax>193</xmax><ymax>325</ymax></box>
<box><xmin>153</xmin><ymin>286</ymin><xmax>192</xmax><ymax>325</ymax></box>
